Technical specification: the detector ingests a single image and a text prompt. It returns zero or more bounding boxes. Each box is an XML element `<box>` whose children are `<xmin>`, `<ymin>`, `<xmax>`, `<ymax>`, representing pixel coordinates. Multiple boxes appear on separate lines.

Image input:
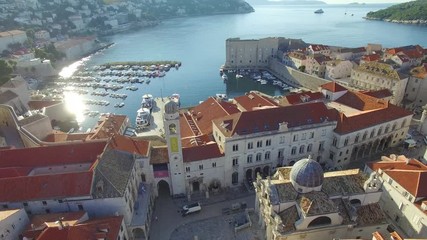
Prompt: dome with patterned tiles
<box><xmin>290</xmin><ymin>156</ymin><xmax>324</xmax><ymax>193</ymax></box>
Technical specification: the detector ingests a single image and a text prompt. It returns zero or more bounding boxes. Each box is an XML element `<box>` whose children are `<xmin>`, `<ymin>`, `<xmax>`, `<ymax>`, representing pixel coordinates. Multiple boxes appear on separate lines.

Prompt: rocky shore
<box><xmin>364</xmin><ymin>17</ymin><xmax>427</xmax><ymax>25</ymax></box>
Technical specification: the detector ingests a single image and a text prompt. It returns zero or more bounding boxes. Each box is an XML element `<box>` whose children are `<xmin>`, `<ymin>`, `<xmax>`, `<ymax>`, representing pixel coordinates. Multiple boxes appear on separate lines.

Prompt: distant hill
<box><xmin>246</xmin><ymin>0</ymin><xmax>326</xmax><ymax>5</ymax></box>
<box><xmin>366</xmin><ymin>0</ymin><xmax>427</xmax><ymax>23</ymax></box>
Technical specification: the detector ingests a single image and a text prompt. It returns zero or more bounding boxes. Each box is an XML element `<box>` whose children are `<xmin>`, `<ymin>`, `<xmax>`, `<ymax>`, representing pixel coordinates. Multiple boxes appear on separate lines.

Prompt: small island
<box><xmin>365</xmin><ymin>0</ymin><xmax>427</xmax><ymax>25</ymax></box>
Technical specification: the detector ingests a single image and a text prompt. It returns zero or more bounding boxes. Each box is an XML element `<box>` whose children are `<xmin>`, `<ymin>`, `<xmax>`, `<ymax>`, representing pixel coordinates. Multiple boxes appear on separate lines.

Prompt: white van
<box><xmin>182</xmin><ymin>202</ymin><xmax>201</xmax><ymax>216</ymax></box>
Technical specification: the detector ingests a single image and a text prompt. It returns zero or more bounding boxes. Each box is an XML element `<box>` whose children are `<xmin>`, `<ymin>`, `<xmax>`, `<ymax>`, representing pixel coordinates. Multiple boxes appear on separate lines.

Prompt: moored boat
<box><xmin>142</xmin><ymin>94</ymin><xmax>154</xmax><ymax>110</ymax></box>
<box><xmin>135</xmin><ymin>107</ymin><xmax>151</xmax><ymax>128</ymax></box>
<box><xmin>314</xmin><ymin>9</ymin><xmax>324</xmax><ymax>14</ymax></box>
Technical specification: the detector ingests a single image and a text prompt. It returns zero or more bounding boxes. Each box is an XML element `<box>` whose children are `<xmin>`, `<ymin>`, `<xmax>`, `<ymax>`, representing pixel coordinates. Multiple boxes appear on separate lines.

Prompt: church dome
<box><xmin>165</xmin><ymin>100</ymin><xmax>179</xmax><ymax>114</ymax></box>
<box><xmin>290</xmin><ymin>157</ymin><xmax>324</xmax><ymax>193</ymax></box>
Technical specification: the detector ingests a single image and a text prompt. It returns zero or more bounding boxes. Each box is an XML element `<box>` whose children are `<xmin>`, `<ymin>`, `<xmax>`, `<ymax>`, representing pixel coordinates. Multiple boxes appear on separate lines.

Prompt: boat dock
<box><xmin>136</xmin><ymin>97</ymin><xmax>166</xmax><ymax>138</ymax></box>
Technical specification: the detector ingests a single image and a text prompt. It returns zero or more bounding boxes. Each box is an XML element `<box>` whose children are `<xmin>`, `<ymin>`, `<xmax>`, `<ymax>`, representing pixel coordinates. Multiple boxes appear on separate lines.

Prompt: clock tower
<box><xmin>164</xmin><ymin>100</ymin><xmax>186</xmax><ymax>195</ymax></box>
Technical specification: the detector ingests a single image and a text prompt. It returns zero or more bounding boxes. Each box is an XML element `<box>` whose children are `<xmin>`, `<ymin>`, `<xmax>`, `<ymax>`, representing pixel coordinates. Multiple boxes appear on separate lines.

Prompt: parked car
<box><xmin>182</xmin><ymin>202</ymin><xmax>201</xmax><ymax>216</ymax></box>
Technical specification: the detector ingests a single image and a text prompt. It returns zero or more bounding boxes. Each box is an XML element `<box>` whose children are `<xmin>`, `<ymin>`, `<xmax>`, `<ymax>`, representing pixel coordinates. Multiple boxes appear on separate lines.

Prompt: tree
<box><xmin>0</xmin><ymin>60</ymin><xmax>13</xmax><ymax>86</ymax></box>
<box><xmin>298</xmin><ymin>65</ymin><xmax>306</xmax><ymax>72</ymax></box>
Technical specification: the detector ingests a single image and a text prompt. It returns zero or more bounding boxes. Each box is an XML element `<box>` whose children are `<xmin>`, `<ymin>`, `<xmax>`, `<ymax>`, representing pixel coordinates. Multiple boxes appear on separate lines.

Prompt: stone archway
<box><xmin>157</xmin><ymin>180</ymin><xmax>170</xmax><ymax>197</ymax></box>
<box><xmin>246</xmin><ymin>169</ymin><xmax>253</xmax><ymax>181</ymax></box>
<box><xmin>192</xmin><ymin>181</ymin><xmax>200</xmax><ymax>192</ymax></box>
<box><xmin>263</xmin><ymin>166</ymin><xmax>270</xmax><ymax>178</ymax></box>
<box><xmin>232</xmin><ymin>172</ymin><xmax>238</xmax><ymax>185</ymax></box>
<box><xmin>350</xmin><ymin>198</ymin><xmax>362</xmax><ymax>207</ymax></box>
<box><xmin>308</xmin><ymin>216</ymin><xmax>332</xmax><ymax>228</ymax></box>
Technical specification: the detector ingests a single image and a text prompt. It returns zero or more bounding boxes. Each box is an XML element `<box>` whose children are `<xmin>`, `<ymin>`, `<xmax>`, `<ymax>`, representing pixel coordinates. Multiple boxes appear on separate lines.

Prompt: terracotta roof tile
<box><xmin>214</xmin><ymin>102</ymin><xmax>334</xmax><ymax>137</ymax></box>
<box><xmin>320</xmin><ymin>82</ymin><xmax>347</xmax><ymax>93</ymax></box>
<box><xmin>234</xmin><ymin>91</ymin><xmax>278</xmax><ymax>111</ymax></box>
<box><xmin>183</xmin><ymin>142</ymin><xmax>224</xmax><ymax>162</ymax></box>
<box><xmin>0</xmin><ymin>171</ymin><xmax>93</xmax><ymax>202</ymax></box>
<box><xmin>335</xmin><ymin>91</ymin><xmax>388</xmax><ymax>111</ymax></box>
<box><xmin>360</xmin><ymin>89</ymin><xmax>393</xmax><ymax>99</ymax></box>
<box><xmin>367</xmin><ymin>158</ymin><xmax>427</xmax><ymax>198</ymax></box>
<box><xmin>285</xmin><ymin>91</ymin><xmax>324</xmax><ymax>105</ymax></box>
<box><xmin>410</xmin><ymin>63</ymin><xmax>427</xmax><ymax>79</ymax></box>
<box><xmin>88</xmin><ymin>114</ymin><xmax>128</xmax><ymax>140</ymax></box>
<box><xmin>108</xmin><ymin>135</ymin><xmax>150</xmax><ymax>157</ymax></box>
<box><xmin>150</xmin><ymin>146</ymin><xmax>169</xmax><ymax>164</ymax></box>
<box><xmin>362</xmin><ymin>54</ymin><xmax>380</xmax><ymax>62</ymax></box>
<box><xmin>180</xmin><ymin>97</ymin><xmax>240</xmax><ymax>138</ymax></box>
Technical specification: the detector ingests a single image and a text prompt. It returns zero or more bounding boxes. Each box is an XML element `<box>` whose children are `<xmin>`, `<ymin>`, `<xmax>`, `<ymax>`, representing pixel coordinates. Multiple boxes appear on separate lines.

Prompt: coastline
<box><xmin>363</xmin><ymin>16</ymin><xmax>427</xmax><ymax>26</ymax></box>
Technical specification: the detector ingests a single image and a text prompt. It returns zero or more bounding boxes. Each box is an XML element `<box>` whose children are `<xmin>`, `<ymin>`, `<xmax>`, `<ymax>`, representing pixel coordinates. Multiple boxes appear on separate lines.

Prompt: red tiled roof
<box><xmin>310</xmin><ymin>44</ymin><xmax>329</xmax><ymax>51</ymax></box>
<box><xmin>0</xmin><ymin>171</ymin><xmax>93</xmax><ymax>202</ymax></box>
<box><xmin>367</xmin><ymin>158</ymin><xmax>427</xmax><ymax>198</ymax></box>
<box><xmin>334</xmin><ymin>104</ymin><xmax>412</xmax><ymax>134</ymax></box>
<box><xmin>183</xmin><ymin>142</ymin><xmax>224</xmax><ymax>162</ymax></box>
<box><xmin>361</xmin><ymin>89</ymin><xmax>393</xmax><ymax>99</ymax></box>
<box><xmin>214</xmin><ymin>102</ymin><xmax>334</xmax><ymax>137</ymax></box>
<box><xmin>89</xmin><ymin>114</ymin><xmax>128</xmax><ymax>140</ymax></box>
<box><xmin>181</xmin><ymin>134</ymin><xmax>212</xmax><ymax>148</ymax></box>
<box><xmin>0</xmin><ymin>141</ymin><xmax>106</xmax><ymax>168</ymax></box>
<box><xmin>108</xmin><ymin>135</ymin><xmax>150</xmax><ymax>157</ymax></box>
<box><xmin>402</xmin><ymin>49</ymin><xmax>423</xmax><ymax>59</ymax></box>
<box><xmin>362</xmin><ymin>54</ymin><xmax>380</xmax><ymax>62</ymax></box>
<box><xmin>395</xmin><ymin>53</ymin><xmax>410</xmax><ymax>63</ymax></box>
<box><xmin>180</xmin><ymin>97</ymin><xmax>240</xmax><ymax>138</ymax></box>
<box><xmin>234</xmin><ymin>92</ymin><xmax>278</xmax><ymax>111</ymax></box>
<box><xmin>285</xmin><ymin>91</ymin><xmax>324</xmax><ymax>105</ymax></box>
<box><xmin>43</xmin><ymin>132</ymin><xmax>91</xmax><ymax>142</ymax></box>
<box><xmin>312</xmin><ymin>54</ymin><xmax>332</xmax><ymax>64</ymax></box>
<box><xmin>288</xmin><ymin>51</ymin><xmax>306</xmax><ymax>60</ymax></box>
<box><xmin>28</xmin><ymin>100</ymin><xmax>62</xmax><ymax>110</ymax></box>
<box><xmin>410</xmin><ymin>63</ymin><xmax>427</xmax><ymax>79</ymax></box>
<box><xmin>150</xmin><ymin>146</ymin><xmax>169</xmax><ymax>164</ymax></box>
<box><xmin>24</xmin><ymin>213</ymin><xmax>123</xmax><ymax>240</ymax></box>
<box><xmin>335</xmin><ymin>91</ymin><xmax>387</xmax><ymax>111</ymax></box>
<box><xmin>320</xmin><ymin>82</ymin><xmax>347</xmax><ymax>93</ymax></box>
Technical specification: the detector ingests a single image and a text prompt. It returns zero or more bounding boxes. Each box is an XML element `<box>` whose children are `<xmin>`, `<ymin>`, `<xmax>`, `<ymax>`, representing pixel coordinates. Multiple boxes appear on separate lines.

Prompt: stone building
<box><xmin>255</xmin><ymin>157</ymin><xmax>388</xmax><ymax>240</ymax></box>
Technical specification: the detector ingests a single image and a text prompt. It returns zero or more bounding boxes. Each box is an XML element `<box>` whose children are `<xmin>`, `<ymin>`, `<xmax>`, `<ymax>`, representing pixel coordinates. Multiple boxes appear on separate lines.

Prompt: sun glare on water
<box><xmin>63</xmin><ymin>91</ymin><xmax>86</xmax><ymax>123</ymax></box>
<box><xmin>58</xmin><ymin>56</ymin><xmax>91</xmax><ymax>79</ymax></box>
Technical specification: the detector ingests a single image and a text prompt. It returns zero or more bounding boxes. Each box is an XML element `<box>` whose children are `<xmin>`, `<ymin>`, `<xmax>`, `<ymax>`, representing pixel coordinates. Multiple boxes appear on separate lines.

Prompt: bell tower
<box><xmin>164</xmin><ymin>100</ymin><xmax>186</xmax><ymax>195</ymax></box>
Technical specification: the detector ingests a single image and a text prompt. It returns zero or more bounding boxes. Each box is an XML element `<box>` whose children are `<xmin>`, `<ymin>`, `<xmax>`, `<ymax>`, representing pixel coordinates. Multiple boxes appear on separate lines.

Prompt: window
<box><xmin>329</xmin><ymin>152</ymin><xmax>335</xmax><ymax>161</ymax></box>
<box><xmin>78</xmin><ymin>204</ymin><xmax>84</xmax><ymax>211</ymax></box>
<box><xmin>309</xmin><ymin>132</ymin><xmax>314</xmax><ymax>139</ymax></box>
<box><xmin>247</xmin><ymin>142</ymin><xmax>253</xmax><ymax>149</ymax></box>
<box><xmin>291</xmin><ymin>147</ymin><xmax>297</xmax><ymax>155</ymax></box>
<box><xmin>257</xmin><ymin>141</ymin><xmax>263</xmax><ymax>148</ymax></box>
<box><xmin>23</xmin><ymin>202</ymin><xmax>28</xmax><ymax>207</ymax></box>
<box><xmin>247</xmin><ymin>154</ymin><xmax>253</xmax><ymax>163</ymax></box>
<box><xmin>232</xmin><ymin>144</ymin><xmax>239</xmax><ymax>152</ymax></box>
<box><xmin>307</xmin><ymin>144</ymin><xmax>313</xmax><ymax>152</ymax></box>
<box><xmin>321</xmin><ymin>129</ymin><xmax>326</xmax><ymax>136</ymax></box>
<box><xmin>265</xmin><ymin>151</ymin><xmax>271</xmax><ymax>160</ymax></box>
<box><xmin>319</xmin><ymin>141</ymin><xmax>324</xmax><ymax>151</ymax></box>
<box><xmin>392</xmin><ymin>123</ymin><xmax>397</xmax><ymax>131</ymax></box>
<box><xmin>45</xmin><ymin>209</ymin><xmax>50</xmax><ymax>214</ymax></box>
<box><xmin>58</xmin><ymin>200</ymin><xmax>63</xmax><ymax>203</ymax></box>
<box><xmin>332</xmin><ymin>137</ymin><xmax>337</xmax><ymax>146</ymax></box>
<box><xmin>355</xmin><ymin>134</ymin><xmax>360</xmax><ymax>143</ymax></box>
<box><xmin>42</xmin><ymin>201</ymin><xmax>47</xmax><ymax>205</ymax></box>
<box><xmin>301</xmin><ymin>133</ymin><xmax>306</xmax><ymax>140</ymax></box>
<box><xmin>293</xmin><ymin>135</ymin><xmax>298</xmax><ymax>142</ymax></box>
<box><xmin>185</xmin><ymin>167</ymin><xmax>190</xmax><ymax>172</ymax></box>
<box><xmin>256</xmin><ymin>153</ymin><xmax>262</xmax><ymax>161</ymax></box>
<box><xmin>212</xmin><ymin>162</ymin><xmax>216</xmax><ymax>168</ymax></box>
<box><xmin>401</xmin><ymin>120</ymin><xmax>406</xmax><ymax>128</ymax></box>
<box><xmin>2</xmin><ymin>204</ymin><xmax>8</xmax><ymax>209</ymax></box>
<box><xmin>344</xmin><ymin>138</ymin><xmax>349</xmax><ymax>146</ymax></box>
<box><xmin>266</xmin><ymin>139</ymin><xmax>271</xmax><ymax>146</ymax></box>
<box><xmin>385</xmin><ymin>125</ymin><xmax>390</xmax><ymax>133</ymax></box>
<box><xmin>299</xmin><ymin>145</ymin><xmax>305</xmax><ymax>154</ymax></box>
<box><xmin>362</xmin><ymin>131</ymin><xmax>367</xmax><ymax>140</ymax></box>
<box><xmin>199</xmin><ymin>164</ymin><xmax>203</xmax><ymax>170</ymax></box>
<box><xmin>232</xmin><ymin>157</ymin><xmax>239</xmax><ymax>166</ymax></box>
<box><xmin>378</xmin><ymin>127</ymin><xmax>383</xmax><ymax>136</ymax></box>
<box><xmin>370</xmin><ymin>129</ymin><xmax>375</xmax><ymax>138</ymax></box>
<box><xmin>279</xmin><ymin>136</ymin><xmax>285</xmax><ymax>144</ymax></box>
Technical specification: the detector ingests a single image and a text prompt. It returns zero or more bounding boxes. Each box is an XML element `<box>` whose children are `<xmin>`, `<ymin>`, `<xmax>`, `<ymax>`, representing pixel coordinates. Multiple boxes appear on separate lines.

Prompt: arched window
<box><xmin>385</xmin><ymin>124</ymin><xmax>390</xmax><ymax>133</ymax></box>
<box><xmin>291</xmin><ymin>147</ymin><xmax>297</xmax><ymax>155</ymax></box>
<box><xmin>247</xmin><ymin>154</ymin><xmax>253</xmax><ymax>163</ymax></box>
<box><xmin>307</xmin><ymin>144</ymin><xmax>313</xmax><ymax>152</ymax></box>
<box><xmin>370</xmin><ymin>129</ymin><xmax>375</xmax><ymax>138</ymax></box>
<box><xmin>355</xmin><ymin>134</ymin><xmax>360</xmax><ymax>143</ymax></box>
<box><xmin>169</xmin><ymin>123</ymin><xmax>177</xmax><ymax>134</ymax></box>
<box><xmin>256</xmin><ymin>153</ymin><xmax>262</xmax><ymax>161</ymax></box>
<box><xmin>401</xmin><ymin>120</ymin><xmax>406</xmax><ymax>128</ymax></box>
<box><xmin>299</xmin><ymin>145</ymin><xmax>305</xmax><ymax>154</ymax></box>
<box><xmin>392</xmin><ymin>123</ymin><xmax>397</xmax><ymax>131</ymax></box>
<box><xmin>378</xmin><ymin>127</ymin><xmax>383</xmax><ymax>136</ymax></box>
<box><xmin>332</xmin><ymin>137</ymin><xmax>337</xmax><ymax>146</ymax></box>
<box><xmin>308</xmin><ymin>216</ymin><xmax>332</xmax><ymax>228</ymax></box>
<box><xmin>362</xmin><ymin>131</ymin><xmax>368</xmax><ymax>141</ymax></box>
<box><xmin>265</xmin><ymin>151</ymin><xmax>270</xmax><ymax>160</ymax></box>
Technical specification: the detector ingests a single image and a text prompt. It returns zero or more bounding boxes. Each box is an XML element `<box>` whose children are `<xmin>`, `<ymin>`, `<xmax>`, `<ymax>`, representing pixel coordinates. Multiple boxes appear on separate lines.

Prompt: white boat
<box><xmin>170</xmin><ymin>93</ymin><xmax>180</xmax><ymax>107</ymax></box>
<box><xmin>222</xmin><ymin>74</ymin><xmax>228</xmax><ymax>81</ymax></box>
<box><xmin>135</xmin><ymin>108</ymin><xmax>151</xmax><ymax>127</ymax></box>
<box><xmin>216</xmin><ymin>93</ymin><xmax>228</xmax><ymax>100</ymax></box>
<box><xmin>142</xmin><ymin>94</ymin><xmax>154</xmax><ymax>109</ymax></box>
<box><xmin>260</xmin><ymin>79</ymin><xmax>268</xmax><ymax>85</ymax></box>
<box><xmin>236</xmin><ymin>74</ymin><xmax>243</xmax><ymax>79</ymax></box>
<box><xmin>314</xmin><ymin>9</ymin><xmax>324</xmax><ymax>14</ymax></box>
